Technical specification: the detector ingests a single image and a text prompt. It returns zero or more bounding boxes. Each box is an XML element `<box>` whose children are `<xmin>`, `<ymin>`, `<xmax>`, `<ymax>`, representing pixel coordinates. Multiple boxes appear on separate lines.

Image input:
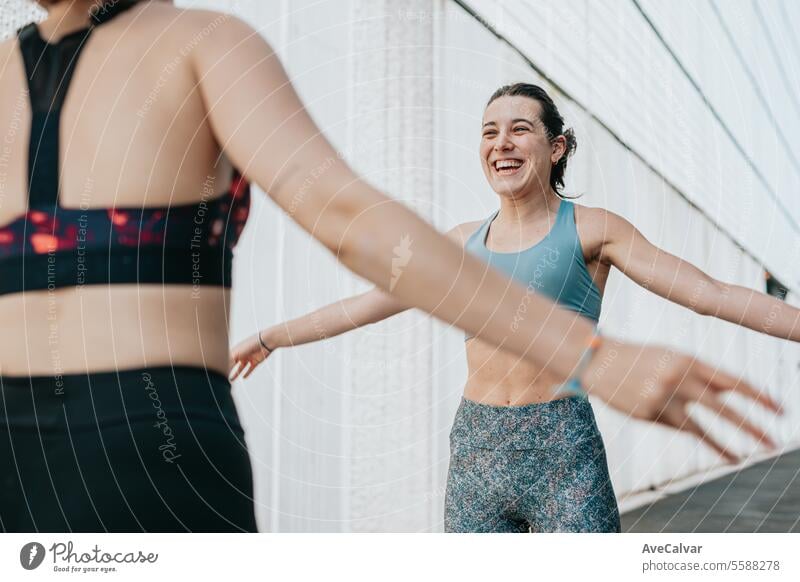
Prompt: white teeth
<box><xmin>494</xmin><ymin>159</ymin><xmax>523</xmax><ymax>170</ymax></box>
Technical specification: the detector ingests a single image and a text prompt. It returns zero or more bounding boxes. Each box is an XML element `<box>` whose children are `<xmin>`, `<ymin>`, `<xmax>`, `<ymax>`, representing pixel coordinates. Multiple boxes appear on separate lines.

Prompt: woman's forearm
<box><xmin>264</xmin><ymin>288</ymin><xmax>408</xmax><ymax>349</ymax></box>
<box><xmin>712</xmin><ymin>282</ymin><xmax>800</xmax><ymax>341</ymax></box>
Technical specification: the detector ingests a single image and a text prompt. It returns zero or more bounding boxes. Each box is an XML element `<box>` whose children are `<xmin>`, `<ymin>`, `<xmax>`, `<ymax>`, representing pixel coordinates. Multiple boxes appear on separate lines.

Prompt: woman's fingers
<box><xmin>229</xmin><ymin>359</ymin><xmax>244</xmax><ymax>381</ymax></box>
<box><xmin>660</xmin><ymin>402</ymin><xmax>739</xmax><ymax>463</ymax></box>
<box><xmin>678</xmin><ymin>371</ymin><xmax>777</xmax><ymax>449</ymax></box>
<box><xmin>670</xmin><ymin>407</ymin><xmax>741</xmax><ymax>464</ymax></box>
<box><xmin>243</xmin><ymin>360</ymin><xmax>258</xmax><ymax>379</ymax></box>
<box><xmin>695</xmin><ymin>390</ymin><xmax>777</xmax><ymax>451</ymax></box>
<box><xmin>691</xmin><ymin>360</ymin><xmax>783</xmax><ymax>414</ymax></box>
<box><xmin>228</xmin><ymin>337</ymin><xmax>274</xmax><ymax>382</ymax></box>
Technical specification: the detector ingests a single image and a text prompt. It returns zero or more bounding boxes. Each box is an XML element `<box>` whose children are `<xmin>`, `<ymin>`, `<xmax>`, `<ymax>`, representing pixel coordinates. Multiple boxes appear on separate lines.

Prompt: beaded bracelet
<box><xmin>553</xmin><ymin>329</ymin><xmax>603</xmax><ymax>398</ymax></box>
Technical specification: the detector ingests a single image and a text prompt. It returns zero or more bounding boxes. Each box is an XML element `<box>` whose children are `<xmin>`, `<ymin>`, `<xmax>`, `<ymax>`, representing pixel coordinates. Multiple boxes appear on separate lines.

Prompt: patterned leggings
<box><xmin>445</xmin><ymin>396</ymin><xmax>620</xmax><ymax>533</ymax></box>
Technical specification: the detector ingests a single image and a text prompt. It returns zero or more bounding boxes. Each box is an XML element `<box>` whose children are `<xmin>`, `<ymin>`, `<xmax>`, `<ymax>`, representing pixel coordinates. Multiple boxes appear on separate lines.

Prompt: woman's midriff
<box><xmin>464</xmin><ymin>336</ymin><xmax>569</xmax><ymax>406</ymax></box>
<box><xmin>0</xmin><ymin>285</ymin><xmax>231</xmax><ymax>377</ymax></box>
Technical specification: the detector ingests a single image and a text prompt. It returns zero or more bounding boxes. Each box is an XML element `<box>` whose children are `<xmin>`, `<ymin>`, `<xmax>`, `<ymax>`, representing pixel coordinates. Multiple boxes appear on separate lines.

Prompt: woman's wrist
<box><xmin>258</xmin><ymin>328</ymin><xmax>278</xmax><ymax>353</ymax></box>
<box><xmin>575</xmin><ymin>329</ymin><xmax>605</xmax><ymax>395</ymax></box>
<box><xmin>554</xmin><ymin>327</ymin><xmax>603</xmax><ymax>398</ymax></box>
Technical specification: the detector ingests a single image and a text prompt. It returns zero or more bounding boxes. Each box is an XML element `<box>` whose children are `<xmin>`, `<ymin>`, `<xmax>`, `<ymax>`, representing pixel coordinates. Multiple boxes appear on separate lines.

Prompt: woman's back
<box><xmin>0</xmin><ymin>2</ymin><xmax>243</xmax><ymax>376</ymax></box>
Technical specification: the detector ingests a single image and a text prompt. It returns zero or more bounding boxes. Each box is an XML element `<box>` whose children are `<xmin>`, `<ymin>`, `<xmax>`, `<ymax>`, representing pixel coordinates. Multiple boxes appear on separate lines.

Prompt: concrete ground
<box><xmin>622</xmin><ymin>449</ymin><xmax>800</xmax><ymax>532</ymax></box>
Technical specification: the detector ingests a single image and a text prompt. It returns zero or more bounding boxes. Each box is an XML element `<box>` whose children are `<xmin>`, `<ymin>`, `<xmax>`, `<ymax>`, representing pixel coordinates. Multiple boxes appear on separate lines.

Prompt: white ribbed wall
<box><xmin>5</xmin><ymin>0</ymin><xmax>799</xmax><ymax>532</ymax></box>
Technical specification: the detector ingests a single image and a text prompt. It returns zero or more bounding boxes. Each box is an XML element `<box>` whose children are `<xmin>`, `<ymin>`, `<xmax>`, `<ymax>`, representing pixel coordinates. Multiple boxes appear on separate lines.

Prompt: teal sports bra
<box><xmin>463</xmin><ymin>198</ymin><xmax>602</xmax><ymax>340</ymax></box>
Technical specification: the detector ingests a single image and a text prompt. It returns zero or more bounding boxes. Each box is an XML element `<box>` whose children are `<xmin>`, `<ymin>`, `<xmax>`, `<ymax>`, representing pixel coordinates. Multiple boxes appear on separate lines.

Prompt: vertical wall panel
<box><xmin>343</xmin><ymin>0</ymin><xmax>437</xmax><ymax>532</ymax></box>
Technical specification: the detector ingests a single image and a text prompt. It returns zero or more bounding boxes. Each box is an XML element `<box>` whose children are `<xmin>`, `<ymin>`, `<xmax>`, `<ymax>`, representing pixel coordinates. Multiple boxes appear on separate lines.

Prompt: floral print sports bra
<box><xmin>0</xmin><ymin>0</ymin><xmax>250</xmax><ymax>296</ymax></box>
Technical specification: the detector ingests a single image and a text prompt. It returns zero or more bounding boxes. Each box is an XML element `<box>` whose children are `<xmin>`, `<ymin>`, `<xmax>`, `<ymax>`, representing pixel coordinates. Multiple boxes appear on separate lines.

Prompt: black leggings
<box><xmin>0</xmin><ymin>366</ymin><xmax>257</xmax><ymax>532</ymax></box>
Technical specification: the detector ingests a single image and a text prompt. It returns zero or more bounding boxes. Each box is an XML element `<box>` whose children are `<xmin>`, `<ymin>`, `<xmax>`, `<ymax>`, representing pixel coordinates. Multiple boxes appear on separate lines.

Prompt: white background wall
<box><xmin>6</xmin><ymin>0</ymin><xmax>800</xmax><ymax>532</ymax></box>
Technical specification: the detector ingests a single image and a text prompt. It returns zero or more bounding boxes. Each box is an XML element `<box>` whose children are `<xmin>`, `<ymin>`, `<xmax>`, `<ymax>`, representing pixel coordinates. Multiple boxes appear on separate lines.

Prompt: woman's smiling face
<box><xmin>480</xmin><ymin>95</ymin><xmax>565</xmax><ymax>198</ymax></box>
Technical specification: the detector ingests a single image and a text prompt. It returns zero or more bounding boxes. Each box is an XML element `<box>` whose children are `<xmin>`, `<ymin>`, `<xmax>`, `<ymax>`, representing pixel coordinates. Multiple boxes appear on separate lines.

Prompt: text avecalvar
<box><xmin>642</xmin><ymin>544</ymin><xmax>702</xmax><ymax>554</ymax></box>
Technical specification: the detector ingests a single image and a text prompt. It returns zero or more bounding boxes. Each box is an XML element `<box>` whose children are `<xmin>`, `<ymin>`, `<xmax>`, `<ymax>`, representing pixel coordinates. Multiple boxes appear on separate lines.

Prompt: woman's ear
<box><xmin>551</xmin><ymin>135</ymin><xmax>567</xmax><ymax>165</ymax></box>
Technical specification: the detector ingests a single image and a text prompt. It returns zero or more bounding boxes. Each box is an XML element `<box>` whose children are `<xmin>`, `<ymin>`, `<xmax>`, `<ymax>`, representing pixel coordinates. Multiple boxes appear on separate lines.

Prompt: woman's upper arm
<box><xmin>188</xmin><ymin>12</ymin><xmax>359</xmax><ymax>230</ymax></box>
<box><xmin>600</xmin><ymin>210</ymin><xmax>719</xmax><ymax>313</ymax></box>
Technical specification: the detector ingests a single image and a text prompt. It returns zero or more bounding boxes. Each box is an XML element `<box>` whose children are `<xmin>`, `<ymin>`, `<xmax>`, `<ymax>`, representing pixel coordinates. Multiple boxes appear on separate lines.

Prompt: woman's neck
<box><xmin>495</xmin><ymin>188</ymin><xmax>561</xmax><ymax>225</ymax></box>
<box><xmin>37</xmin><ymin>0</ymin><xmax>97</xmax><ymax>42</ymax></box>
<box><xmin>38</xmin><ymin>1</ymin><xmax>151</xmax><ymax>42</ymax></box>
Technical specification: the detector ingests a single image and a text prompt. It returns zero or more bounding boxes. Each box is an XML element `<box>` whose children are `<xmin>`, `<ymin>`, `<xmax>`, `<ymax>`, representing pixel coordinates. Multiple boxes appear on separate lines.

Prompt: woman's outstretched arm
<box><xmin>229</xmin><ymin>286</ymin><xmax>405</xmax><ymax>380</ymax></box>
<box><xmin>189</xmin><ymin>11</ymin><xmax>781</xmax><ymax>458</ymax></box>
<box><xmin>229</xmin><ymin>224</ymin><xmax>477</xmax><ymax>379</ymax></box>
<box><xmin>270</xmin><ymin>287</ymin><xmax>405</xmax><ymax>347</ymax></box>
<box><xmin>600</xmin><ymin>209</ymin><xmax>800</xmax><ymax>341</ymax></box>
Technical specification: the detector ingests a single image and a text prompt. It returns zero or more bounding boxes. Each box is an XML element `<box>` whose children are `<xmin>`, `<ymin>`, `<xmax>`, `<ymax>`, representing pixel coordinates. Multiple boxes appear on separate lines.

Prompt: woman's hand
<box><xmin>581</xmin><ymin>340</ymin><xmax>783</xmax><ymax>463</ymax></box>
<box><xmin>229</xmin><ymin>330</ymin><xmax>277</xmax><ymax>381</ymax></box>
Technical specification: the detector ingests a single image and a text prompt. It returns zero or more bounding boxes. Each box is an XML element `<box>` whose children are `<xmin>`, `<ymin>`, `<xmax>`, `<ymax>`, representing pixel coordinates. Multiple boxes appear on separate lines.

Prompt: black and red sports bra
<box><xmin>0</xmin><ymin>0</ymin><xmax>250</xmax><ymax>296</ymax></box>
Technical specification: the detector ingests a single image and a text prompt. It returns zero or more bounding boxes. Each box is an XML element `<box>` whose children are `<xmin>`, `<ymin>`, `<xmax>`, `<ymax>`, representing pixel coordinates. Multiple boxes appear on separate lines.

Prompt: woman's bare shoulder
<box><xmin>125</xmin><ymin>2</ymin><xmax>258</xmax><ymax>49</ymax></box>
<box><xmin>571</xmin><ymin>200</ymin><xmax>614</xmax><ymax>227</ymax></box>
<box><xmin>0</xmin><ymin>34</ymin><xmax>18</xmax><ymax>61</ymax></box>
<box><xmin>151</xmin><ymin>3</ymin><xmax>256</xmax><ymax>38</ymax></box>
